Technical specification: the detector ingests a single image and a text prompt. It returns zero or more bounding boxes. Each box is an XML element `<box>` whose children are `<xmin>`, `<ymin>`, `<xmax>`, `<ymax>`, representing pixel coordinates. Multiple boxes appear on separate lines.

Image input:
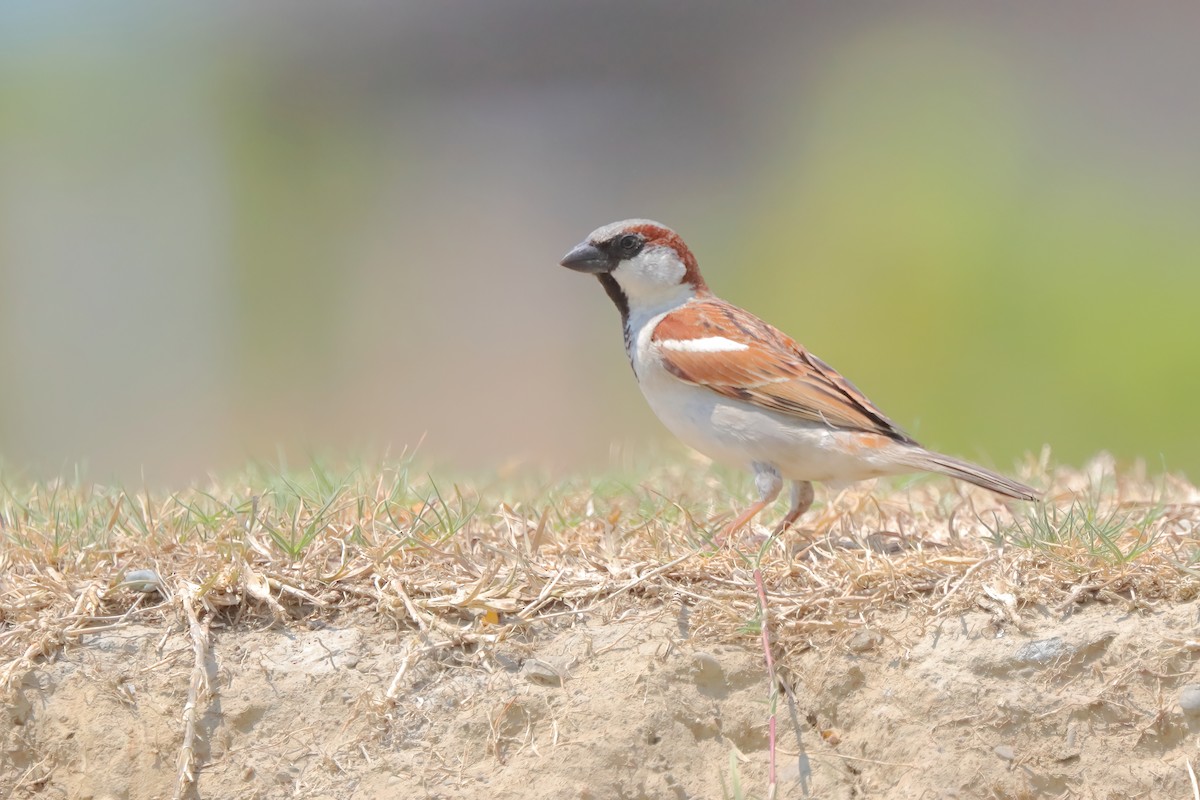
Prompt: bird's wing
<box><xmin>651</xmin><ymin>298</ymin><xmax>916</xmax><ymax>445</ymax></box>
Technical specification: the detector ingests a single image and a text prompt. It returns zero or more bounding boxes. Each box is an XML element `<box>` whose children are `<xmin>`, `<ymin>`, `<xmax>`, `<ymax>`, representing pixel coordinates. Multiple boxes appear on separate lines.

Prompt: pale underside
<box><xmin>630</xmin><ymin>305</ymin><xmax>913</xmax><ymax>484</ymax></box>
<box><xmin>636</xmin><ymin>349</ymin><xmax>910</xmax><ymax>483</ymax></box>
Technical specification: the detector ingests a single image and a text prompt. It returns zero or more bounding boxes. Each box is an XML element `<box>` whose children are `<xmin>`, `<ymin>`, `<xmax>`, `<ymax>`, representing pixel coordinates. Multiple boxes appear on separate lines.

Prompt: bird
<box><xmin>558</xmin><ymin>219</ymin><xmax>1039</xmax><ymax>543</ymax></box>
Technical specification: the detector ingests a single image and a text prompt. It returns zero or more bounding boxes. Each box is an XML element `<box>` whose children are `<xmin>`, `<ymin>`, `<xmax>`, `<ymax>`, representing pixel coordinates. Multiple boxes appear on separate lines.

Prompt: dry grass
<box><xmin>1</xmin><ymin>448</ymin><xmax>1198</xmax><ymax>795</ymax></box>
<box><xmin>2</xmin><ymin>449</ymin><xmax>1198</xmax><ymax>675</ymax></box>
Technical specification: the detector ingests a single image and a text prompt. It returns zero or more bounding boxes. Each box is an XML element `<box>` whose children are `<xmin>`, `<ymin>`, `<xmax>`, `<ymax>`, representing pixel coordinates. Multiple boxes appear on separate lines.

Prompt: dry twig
<box><xmin>172</xmin><ymin>582</ymin><xmax>210</xmax><ymax>800</ymax></box>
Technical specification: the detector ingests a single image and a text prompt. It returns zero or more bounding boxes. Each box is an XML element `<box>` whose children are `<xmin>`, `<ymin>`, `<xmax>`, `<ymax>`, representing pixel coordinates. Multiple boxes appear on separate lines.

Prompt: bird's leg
<box><xmin>773</xmin><ymin>480</ymin><xmax>814</xmax><ymax>536</ymax></box>
<box><xmin>716</xmin><ymin>463</ymin><xmax>781</xmax><ymax>545</ymax></box>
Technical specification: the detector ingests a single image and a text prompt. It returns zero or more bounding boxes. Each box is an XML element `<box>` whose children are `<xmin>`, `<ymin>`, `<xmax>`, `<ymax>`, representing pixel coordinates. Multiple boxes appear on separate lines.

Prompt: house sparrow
<box><xmin>560</xmin><ymin>219</ymin><xmax>1039</xmax><ymax>541</ymax></box>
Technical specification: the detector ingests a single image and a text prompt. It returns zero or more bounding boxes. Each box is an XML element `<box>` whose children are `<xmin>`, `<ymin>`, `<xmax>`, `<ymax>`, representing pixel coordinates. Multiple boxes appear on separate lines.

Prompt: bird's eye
<box><xmin>618</xmin><ymin>234</ymin><xmax>642</xmax><ymax>255</ymax></box>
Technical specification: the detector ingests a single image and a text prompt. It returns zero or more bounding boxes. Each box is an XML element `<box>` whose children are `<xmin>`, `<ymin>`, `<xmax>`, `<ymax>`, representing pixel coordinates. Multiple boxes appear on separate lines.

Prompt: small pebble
<box><xmin>522</xmin><ymin>659</ymin><xmax>564</xmax><ymax>687</ymax></box>
<box><xmin>691</xmin><ymin>652</ymin><xmax>726</xmax><ymax>689</ymax></box>
<box><xmin>1179</xmin><ymin>684</ymin><xmax>1200</xmax><ymax>714</ymax></box>
<box><xmin>994</xmin><ymin>744</ymin><xmax>1016</xmax><ymax>762</ymax></box>
<box><xmin>1013</xmin><ymin>637</ymin><xmax>1068</xmax><ymax>665</ymax></box>
<box><xmin>121</xmin><ymin>569</ymin><xmax>162</xmax><ymax>593</ymax></box>
<box><xmin>847</xmin><ymin>631</ymin><xmax>883</xmax><ymax>653</ymax></box>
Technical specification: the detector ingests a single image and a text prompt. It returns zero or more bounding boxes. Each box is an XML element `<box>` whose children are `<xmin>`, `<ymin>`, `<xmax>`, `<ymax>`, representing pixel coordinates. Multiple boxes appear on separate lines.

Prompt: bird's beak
<box><xmin>559</xmin><ymin>242</ymin><xmax>613</xmax><ymax>274</ymax></box>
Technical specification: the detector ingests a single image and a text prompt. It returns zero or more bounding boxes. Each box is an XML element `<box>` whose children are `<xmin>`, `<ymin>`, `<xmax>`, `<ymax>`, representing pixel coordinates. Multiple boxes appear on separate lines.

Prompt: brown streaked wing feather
<box><xmin>652</xmin><ymin>299</ymin><xmax>916</xmax><ymax>445</ymax></box>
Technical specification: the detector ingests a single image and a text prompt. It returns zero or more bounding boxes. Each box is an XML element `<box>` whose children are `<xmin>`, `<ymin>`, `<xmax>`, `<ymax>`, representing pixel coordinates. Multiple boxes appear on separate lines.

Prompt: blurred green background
<box><xmin>1</xmin><ymin>3</ymin><xmax>1197</xmax><ymax>484</ymax></box>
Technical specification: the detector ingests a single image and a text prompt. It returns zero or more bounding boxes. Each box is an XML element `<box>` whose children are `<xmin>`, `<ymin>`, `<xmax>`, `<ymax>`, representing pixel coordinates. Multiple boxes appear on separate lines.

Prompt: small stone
<box><xmin>1013</xmin><ymin>638</ymin><xmax>1068</xmax><ymax>665</ymax></box>
<box><xmin>979</xmin><ymin>637</ymin><xmax>1078</xmax><ymax>677</ymax></box>
<box><xmin>820</xmin><ymin>728</ymin><xmax>842</xmax><ymax>745</ymax></box>
<box><xmin>121</xmin><ymin>569</ymin><xmax>162</xmax><ymax>593</ymax></box>
<box><xmin>522</xmin><ymin>659</ymin><xmax>564</xmax><ymax>686</ymax></box>
<box><xmin>847</xmin><ymin>631</ymin><xmax>883</xmax><ymax>653</ymax></box>
<box><xmin>494</xmin><ymin>652</ymin><xmax>521</xmax><ymax>672</ymax></box>
<box><xmin>691</xmin><ymin>652</ymin><xmax>726</xmax><ymax>692</ymax></box>
<box><xmin>994</xmin><ymin>744</ymin><xmax>1016</xmax><ymax>762</ymax></box>
<box><xmin>1179</xmin><ymin>684</ymin><xmax>1200</xmax><ymax>714</ymax></box>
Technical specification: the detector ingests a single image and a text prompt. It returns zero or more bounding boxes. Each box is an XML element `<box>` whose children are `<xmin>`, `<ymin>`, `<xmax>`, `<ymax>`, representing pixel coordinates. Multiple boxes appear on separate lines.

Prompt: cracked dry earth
<box><xmin>4</xmin><ymin>600</ymin><xmax>1200</xmax><ymax>799</ymax></box>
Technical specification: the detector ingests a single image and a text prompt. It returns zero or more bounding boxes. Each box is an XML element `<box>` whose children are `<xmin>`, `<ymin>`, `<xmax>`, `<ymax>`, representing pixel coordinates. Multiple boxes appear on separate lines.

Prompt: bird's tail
<box><xmin>896</xmin><ymin>448</ymin><xmax>1041</xmax><ymax>501</ymax></box>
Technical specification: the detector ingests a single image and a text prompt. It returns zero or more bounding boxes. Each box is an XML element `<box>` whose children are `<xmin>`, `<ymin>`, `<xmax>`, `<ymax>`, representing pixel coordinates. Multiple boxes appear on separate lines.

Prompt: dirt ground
<box><xmin>5</xmin><ymin>596</ymin><xmax>1200</xmax><ymax>799</ymax></box>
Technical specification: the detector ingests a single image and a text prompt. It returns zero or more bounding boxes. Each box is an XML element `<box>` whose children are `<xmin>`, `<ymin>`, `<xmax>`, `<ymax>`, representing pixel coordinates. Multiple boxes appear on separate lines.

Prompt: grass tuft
<box><xmin>1</xmin><ymin>451</ymin><xmax>1197</xmax><ymax>698</ymax></box>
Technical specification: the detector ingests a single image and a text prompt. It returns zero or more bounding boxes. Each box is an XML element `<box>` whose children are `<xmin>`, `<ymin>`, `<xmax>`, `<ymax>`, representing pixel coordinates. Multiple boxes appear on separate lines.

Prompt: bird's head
<box><xmin>559</xmin><ymin>220</ymin><xmax>708</xmax><ymax>317</ymax></box>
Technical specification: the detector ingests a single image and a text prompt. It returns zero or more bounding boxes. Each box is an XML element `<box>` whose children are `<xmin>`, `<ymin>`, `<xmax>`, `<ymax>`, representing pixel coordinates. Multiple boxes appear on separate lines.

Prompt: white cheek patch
<box><xmin>635</xmin><ymin>248</ymin><xmax>686</xmax><ymax>284</ymax></box>
<box><xmin>659</xmin><ymin>337</ymin><xmax>750</xmax><ymax>353</ymax></box>
<box><xmin>613</xmin><ymin>248</ymin><xmax>687</xmax><ymax>292</ymax></box>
